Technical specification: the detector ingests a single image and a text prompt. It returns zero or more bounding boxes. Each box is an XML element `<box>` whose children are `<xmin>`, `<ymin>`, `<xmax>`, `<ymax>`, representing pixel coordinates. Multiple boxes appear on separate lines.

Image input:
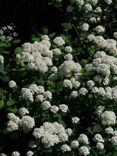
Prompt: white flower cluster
<box><xmin>59</xmin><ymin>59</ymin><xmax>82</xmax><ymax>77</ymax></box>
<box><xmin>8</xmin><ymin>80</ymin><xmax>17</xmax><ymax>89</ymax></box>
<box><xmin>20</xmin><ymin>37</ymin><xmax>54</xmax><ymax>73</ymax></box>
<box><xmin>0</xmin><ymin>23</ymin><xmax>18</xmax><ymax>41</ymax></box>
<box><xmin>7</xmin><ymin>108</ymin><xmax>35</xmax><ymax>132</ymax></box>
<box><xmin>33</xmin><ymin>122</ymin><xmax>69</xmax><ymax>148</ymax></box>
<box><xmin>0</xmin><ymin>55</ymin><xmax>4</xmax><ymax>64</ymax></box>
<box><xmin>88</xmin><ymin>35</ymin><xmax>117</xmax><ymax>55</ymax></box>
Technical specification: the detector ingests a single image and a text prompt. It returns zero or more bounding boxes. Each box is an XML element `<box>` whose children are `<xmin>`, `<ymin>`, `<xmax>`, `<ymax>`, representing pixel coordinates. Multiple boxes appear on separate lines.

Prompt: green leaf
<box><xmin>14</xmin><ymin>47</ymin><xmax>22</xmax><ymax>54</ymax></box>
<box><xmin>7</xmin><ymin>107</ymin><xmax>18</xmax><ymax>113</ymax></box>
<box><xmin>12</xmin><ymin>39</ymin><xmax>21</xmax><ymax>45</ymax></box>
<box><xmin>62</xmin><ymin>23</ymin><xmax>73</xmax><ymax>32</ymax></box>
<box><xmin>0</xmin><ymin>100</ymin><xmax>4</xmax><ymax>109</ymax></box>
<box><xmin>6</xmin><ymin>99</ymin><xmax>16</xmax><ymax>106</ymax></box>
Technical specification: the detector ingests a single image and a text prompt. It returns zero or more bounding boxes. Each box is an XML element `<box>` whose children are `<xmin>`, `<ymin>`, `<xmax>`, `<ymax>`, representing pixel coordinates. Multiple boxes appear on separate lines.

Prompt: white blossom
<box><xmin>71</xmin><ymin>140</ymin><xmax>79</xmax><ymax>149</ymax></box>
<box><xmin>9</xmin><ymin>80</ymin><xmax>17</xmax><ymax>88</ymax></box>
<box><xmin>96</xmin><ymin>142</ymin><xmax>104</xmax><ymax>150</ymax></box>
<box><xmin>79</xmin><ymin>146</ymin><xmax>90</xmax><ymax>156</ymax></box>
<box><xmin>19</xmin><ymin>115</ymin><xmax>35</xmax><ymax>132</ymax></box>
<box><xmin>78</xmin><ymin>134</ymin><xmax>89</xmax><ymax>145</ymax></box>
<box><xmin>61</xmin><ymin>144</ymin><xmax>71</xmax><ymax>153</ymax></box>
<box><xmin>11</xmin><ymin>151</ymin><xmax>20</xmax><ymax>156</ymax></box>
<box><xmin>111</xmin><ymin>136</ymin><xmax>117</xmax><ymax>145</ymax></box>
<box><xmin>53</xmin><ymin>37</ymin><xmax>65</xmax><ymax>46</ymax></box>
<box><xmin>18</xmin><ymin>107</ymin><xmax>29</xmax><ymax>116</ymax></box>
<box><xmin>41</xmin><ymin>101</ymin><xmax>51</xmax><ymax>110</ymax></box>
<box><xmin>93</xmin><ymin>134</ymin><xmax>104</xmax><ymax>143</ymax></box>
<box><xmin>59</xmin><ymin>104</ymin><xmax>69</xmax><ymax>113</ymax></box>
<box><xmin>72</xmin><ymin>117</ymin><xmax>80</xmax><ymax>124</ymax></box>
<box><xmin>101</xmin><ymin>111</ymin><xmax>116</xmax><ymax>126</ymax></box>
<box><xmin>0</xmin><ymin>55</ymin><xmax>4</xmax><ymax>64</ymax></box>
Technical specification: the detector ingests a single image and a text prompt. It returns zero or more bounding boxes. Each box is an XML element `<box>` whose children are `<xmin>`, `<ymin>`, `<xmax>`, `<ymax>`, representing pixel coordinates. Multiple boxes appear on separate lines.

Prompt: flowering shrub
<box><xmin>0</xmin><ymin>0</ymin><xmax>117</xmax><ymax>156</ymax></box>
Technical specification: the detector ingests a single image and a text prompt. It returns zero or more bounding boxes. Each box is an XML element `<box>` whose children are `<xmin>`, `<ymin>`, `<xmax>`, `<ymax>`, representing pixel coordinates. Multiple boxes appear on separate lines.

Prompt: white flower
<box><xmin>101</xmin><ymin>111</ymin><xmax>116</xmax><ymax>126</ymax></box>
<box><xmin>52</xmin><ymin>48</ymin><xmax>61</xmax><ymax>55</ymax></box>
<box><xmin>33</xmin><ymin>126</ymin><xmax>45</xmax><ymax>139</ymax></box>
<box><xmin>41</xmin><ymin>35</ymin><xmax>50</xmax><ymax>41</ymax></box>
<box><xmin>43</xmin><ymin>91</ymin><xmax>52</xmax><ymax>100</ymax></box>
<box><xmin>78</xmin><ymin>134</ymin><xmax>89</xmax><ymax>145</ymax></box>
<box><xmin>89</xmin><ymin>17</ymin><xmax>97</xmax><ymax>23</ymax></box>
<box><xmin>9</xmin><ymin>80</ymin><xmax>17</xmax><ymax>88</ymax></box>
<box><xmin>18</xmin><ymin>107</ymin><xmax>29</xmax><ymax>116</ymax></box>
<box><xmin>65</xmin><ymin>46</ymin><xmax>73</xmax><ymax>53</ymax></box>
<box><xmin>79</xmin><ymin>146</ymin><xmax>90</xmax><ymax>156</ymax></box>
<box><xmin>81</xmin><ymin>23</ymin><xmax>89</xmax><ymax>31</ymax></box>
<box><xmin>61</xmin><ymin>144</ymin><xmax>71</xmax><ymax>153</ymax></box>
<box><xmin>19</xmin><ymin>115</ymin><xmax>35</xmax><ymax>131</ymax></box>
<box><xmin>70</xmin><ymin>91</ymin><xmax>78</xmax><ymax>98</ymax></box>
<box><xmin>59</xmin><ymin>60</ymin><xmax>82</xmax><ymax>78</ymax></box>
<box><xmin>66</xmin><ymin>128</ymin><xmax>73</xmax><ymax>136</ymax></box>
<box><xmin>87</xmin><ymin>34</ymin><xmax>95</xmax><ymax>41</ymax></box>
<box><xmin>64</xmin><ymin>54</ymin><xmax>73</xmax><ymax>60</ymax></box>
<box><xmin>111</xmin><ymin>136</ymin><xmax>117</xmax><ymax>145</ymax></box>
<box><xmin>93</xmin><ymin>134</ymin><xmax>104</xmax><ymax>143</ymax></box>
<box><xmin>26</xmin><ymin>151</ymin><xmax>34</xmax><ymax>156</ymax></box>
<box><xmin>37</xmin><ymin>86</ymin><xmax>45</xmax><ymax>94</ymax></box>
<box><xmin>50</xmin><ymin>105</ymin><xmax>59</xmax><ymax>113</ymax></box>
<box><xmin>63</xmin><ymin>79</ymin><xmax>73</xmax><ymax>89</ymax></box>
<box><xmin>95</xmin><ymin>26</ymin><xmax>105</xmax><ymax>33</ymax></box>
<box><xmin>35</xmin><ymin>94</ymin><xmax>44</xmax><ymax>102</ymax></box>
<box><xmin>41</xmin><ymin>101</ymin><xmax>51</xmax><ymax>110</ymax></box>
<box><xmin>11</xmin><ymin>151</ymin><xmax>20</xmax><ymax>156</ymax></box>
<box><xmin>71</xmin><ymin>140</ymin><xmax>79</xmax><ymax>149</ymax></box>
<box><xmin>87</xmin><ymin>80</ymin><xmax>95</xmax><ymax>89</ymax></box>
<box><xmin>113</xmin><ymin>32</ymin><xmax>117</xmax><ymax>39</ymax></box>
<box><xmin>92</xmin><ymin>87</ymin><xmax>99</xmax><ymax>94</ymax></box>
<box><xmin>113</xmin><ymin>131</ymin><xmax>117</xmax><ymax>136</ymax></box>
<box><xmin>96</xmin><ymin>105</ymin><xmax>105</xmax><ymax>116</ymax></box>
<box><xmin>7</xmin><ymin>120</ymin><xmax>18</xmax><ymax>132</ymax></box>
<box><xmin>53</xmin><ymin>37</ymin><xmax>65</xmax><ymax>46</ymax></box>
<box><xmin>7</xmin><ymin>113</ymin><xmax>20</xmax><ymax>124</ymax></box>
<box><xmin>41</xmin><ymin>40</ymin><xmax>51</xmax><ymax>49</ymax></box>
<box><xmin>72</xmin><ymin>117</ymin><xmax>80</xmax><ymax>124</ymax></box>
<box><xmin>79</xmin><ymin>87</ymin><xmax>88</xmax><ymax>95</ymax></box>
<box><xmin>59</xmin><ymin>104</ymin><xmax>69</xmax><ymax>113</ymax></box>
<box><xmin>42</xmin><ymin>133</ymin><xmax>59</xmax><ymax>148</ymax></box>
<box><xmin>29</xmin><ymin>84</ymin><xmax>39</xmax><ymax>94</ymax></box>
<box><xmin>104</xmin><ymin>0</ymin><xmax>112</xmax><ymax>4</ymax></box>
<box><xmin>84</xmin><ymin>4</ymin><xmax>92</xmax><ymax>12</ymax></box>
<box><xmin>58</xmin><ymin>133</ymin><xmax>68</xmax><ymax>142</ymax></box>
<box><xmin>94</xmin><ymin>7</ymin><xmax>102</xmax><ymax>13</ymax></box>
<box><xmin>98</xmin><ymin>87</ymin><xmax>106</xmax><ymax>96</ymax></box>
<box><xmin>0</xmin><ymin>55</ymin><xmax>4</xmax><ymax>64</ymax></box>
<box><xmin>96</xmin><ymin>142</ymin><xmax>104</xmax><ymax>150</ymax></box>
<box><xmin>105</xmin><ymin>127</ymin><xmax>114</xmax><ymax>134</ymax></box>
<box><xmin>76</xmin><ymin>0</ymin><xmax>84</xmax><ymax>6</ymax></box>
<box><xmin>0</xmin><ymin>153</ymin><xmax>7</xmax><ymax>156</ymax></box>
<box><xmin>21</xmin><ymin>88</ymin><xmax>34</xmax><ymax>102</ymax></box>
<box><xmin>51</xmin><ymin>66</ymin><xmax>58</xmax><ymax>73</ymax></box>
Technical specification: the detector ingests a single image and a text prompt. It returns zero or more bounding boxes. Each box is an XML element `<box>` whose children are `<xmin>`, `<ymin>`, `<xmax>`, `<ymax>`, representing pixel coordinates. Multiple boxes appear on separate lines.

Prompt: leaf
<box><xmin>0</xmin><ymin>100</ymin><xmax>4</xmax><ymax>109</ymax></box>
<box><xmin>7</xmin><ymin>107</ymin><xmax>18</xmax><ymax>113</ymax></box>
<box><xmin>12</xmin><ymin>39</ymin><xmax>21</xmax><ymax>45</ymax></box>
<box><xmin>62</xmin><ymin>23</ymin><xmax>73</xmax><ymax>32</ymax></box>
<box><xmin>6</xmin><ymin>99</ymin><xmax>16</xmax><ymax>106</ymax></box>
<box><xmin>14</xmin><ymin>47</ymin><xmax>22</xmax><ymax>54</ymax></box>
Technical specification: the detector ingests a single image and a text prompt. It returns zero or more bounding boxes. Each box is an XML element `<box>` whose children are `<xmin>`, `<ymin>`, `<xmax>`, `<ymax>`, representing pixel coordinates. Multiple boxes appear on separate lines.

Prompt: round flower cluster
<box><xmin>0</xmin><ymin>23</ymin><xmax>18</xmax><ymax>41</ymax></box>
<box><xmin>33</xmin><ymin>121</ymin><xmax>69</xmax><ymax>148</ymax></box>
<box><xmin>7</xmin><ymin>108</ymin><xmax>35</xmax><ymax>132</ymax></box>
